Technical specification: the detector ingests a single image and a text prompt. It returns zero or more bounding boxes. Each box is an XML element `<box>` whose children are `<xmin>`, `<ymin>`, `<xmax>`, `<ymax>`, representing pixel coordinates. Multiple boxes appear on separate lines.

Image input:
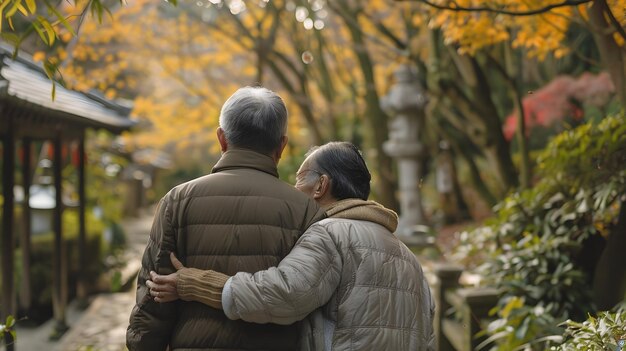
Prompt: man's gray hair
<box><xmin>219</xmin><ymin>86</ymin><xmax>288</xmax><ymax>155</ymax></box>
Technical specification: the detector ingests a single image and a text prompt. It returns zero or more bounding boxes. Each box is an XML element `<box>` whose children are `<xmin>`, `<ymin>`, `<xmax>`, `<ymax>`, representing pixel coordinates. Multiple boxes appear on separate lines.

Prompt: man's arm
<box><xmin>126</xmin><ymin>197</ymin><xmax>178</xmax><ymax>351</ymax></box>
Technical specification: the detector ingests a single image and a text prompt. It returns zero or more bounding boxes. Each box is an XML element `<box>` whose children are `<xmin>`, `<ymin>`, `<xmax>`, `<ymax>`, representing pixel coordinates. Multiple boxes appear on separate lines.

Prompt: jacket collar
<box><xmin>325</xmin><ymin>199</ymin><xmax>398</xmax><ymax>232</ymax></box>
<box><xmin>212</xmin><ymin>148</ymin><xmax>279</xmax><ymax>178</ymax></box>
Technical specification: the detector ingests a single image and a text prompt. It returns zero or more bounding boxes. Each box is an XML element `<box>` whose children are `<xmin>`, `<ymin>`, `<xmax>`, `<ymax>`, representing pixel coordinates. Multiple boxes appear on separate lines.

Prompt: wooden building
<box><xmin>0</xmin><ymin>46</ymin><xmax>135</xmax><ymax>349</ymax></box>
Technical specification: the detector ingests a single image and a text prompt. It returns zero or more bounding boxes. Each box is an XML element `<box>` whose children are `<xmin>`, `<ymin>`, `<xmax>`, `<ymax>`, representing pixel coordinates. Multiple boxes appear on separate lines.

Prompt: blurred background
<box><xmin>0</xmin><ymin>0</ymin><xmax>625</xmax><ymax>350</ymax></box>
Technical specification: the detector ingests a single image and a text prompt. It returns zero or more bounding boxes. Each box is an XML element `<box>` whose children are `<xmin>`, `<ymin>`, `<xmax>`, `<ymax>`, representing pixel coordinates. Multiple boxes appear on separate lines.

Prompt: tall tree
<box><xmin>413</xmin><ymin>0</ymin><xmax>625</xmax><ymax>106</ymax></box>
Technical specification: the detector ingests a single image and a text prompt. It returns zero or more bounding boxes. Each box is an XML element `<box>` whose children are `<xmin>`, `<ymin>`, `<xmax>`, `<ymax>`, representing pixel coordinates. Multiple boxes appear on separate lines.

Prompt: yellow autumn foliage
<box><xmin>423</xmin><ymin>0</ymin><xmax>625</xmax><ymax>59</ymax></box>
<box><xmin>32</xmin><ymin>51</ymin><xmax>46</xmax><ymax>62</ymax></box>
<box><xmin>52</xmin><ymin>0</ymin><xmax>624</xmax><ymax>180</ymax></box>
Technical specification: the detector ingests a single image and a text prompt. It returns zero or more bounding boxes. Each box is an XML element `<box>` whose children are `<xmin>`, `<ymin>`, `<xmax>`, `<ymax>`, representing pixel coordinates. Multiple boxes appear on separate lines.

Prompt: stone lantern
<box><xmin>20</xmin><ymin>159</ymin><xmax>56</xmax><ymax>235</ymax></box>
<box><xmin>26</xmin><ymin>159</ymin><xmax>78</xmax><ymax>235</ymax></box>
<box><xmin>381</xmin><ymin>64</ymin><xmax>428</xmax><ymax>238</ymax></box>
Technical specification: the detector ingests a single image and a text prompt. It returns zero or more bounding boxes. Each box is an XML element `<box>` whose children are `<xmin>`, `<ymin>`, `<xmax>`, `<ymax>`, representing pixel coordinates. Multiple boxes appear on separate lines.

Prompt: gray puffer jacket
<box><xmin>222</xmin><ymin>199</ymin><xmax>435</xmax><ymax>351</ymax></box>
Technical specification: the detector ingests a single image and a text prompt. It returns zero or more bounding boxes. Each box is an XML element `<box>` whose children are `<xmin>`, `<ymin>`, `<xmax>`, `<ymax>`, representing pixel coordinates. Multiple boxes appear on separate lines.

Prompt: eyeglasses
<box><xmin>295</xmin><ymin>169</ymin><xmax>324</xmax><ymax>186</ymax></box>
<box><xmin>296</xmin><ymin>169</ymin><xmax>323</xmax><ymax>178</ymax></box>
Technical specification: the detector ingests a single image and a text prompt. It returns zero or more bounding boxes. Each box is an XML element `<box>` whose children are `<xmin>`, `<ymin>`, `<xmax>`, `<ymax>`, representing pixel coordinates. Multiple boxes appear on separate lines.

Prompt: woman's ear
<box><xmin>313</xmin><ymin>174</ymin><xmax>330</xmax><ymax>199</ymax></box>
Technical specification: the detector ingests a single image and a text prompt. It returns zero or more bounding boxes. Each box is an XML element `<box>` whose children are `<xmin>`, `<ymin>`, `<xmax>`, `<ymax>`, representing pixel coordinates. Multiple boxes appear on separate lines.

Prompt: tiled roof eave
<box><xmin>0</xmin><ymin>94</ymin><xmax>134</xmax><ymax>133</ymax></box>
<box><xmin>0</xmin><ymin>48</ymin><xmax>137</xmax><ymax>134</ymax></box>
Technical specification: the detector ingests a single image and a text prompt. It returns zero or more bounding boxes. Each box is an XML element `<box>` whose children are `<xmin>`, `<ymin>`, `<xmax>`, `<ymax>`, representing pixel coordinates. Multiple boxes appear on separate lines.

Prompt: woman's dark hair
<box><xmin>307</xmin><ymin>141</ymin><xmax>371</xmax><ymax>200</ymax></box>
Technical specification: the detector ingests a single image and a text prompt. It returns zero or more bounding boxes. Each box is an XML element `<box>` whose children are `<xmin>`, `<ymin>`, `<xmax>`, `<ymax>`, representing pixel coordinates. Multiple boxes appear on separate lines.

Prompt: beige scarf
<box><xmin>324</xmin><ymin>199</ymin><xmax>398</xmax><ymax>232</ymax></box>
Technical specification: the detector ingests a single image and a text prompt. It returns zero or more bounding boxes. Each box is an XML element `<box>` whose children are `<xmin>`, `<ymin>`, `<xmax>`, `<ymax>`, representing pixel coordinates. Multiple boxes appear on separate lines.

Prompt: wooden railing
<box><xmin>433</xmin><ymin>264</ymin><xmax>500</xmax><ymax>351</ymax></box>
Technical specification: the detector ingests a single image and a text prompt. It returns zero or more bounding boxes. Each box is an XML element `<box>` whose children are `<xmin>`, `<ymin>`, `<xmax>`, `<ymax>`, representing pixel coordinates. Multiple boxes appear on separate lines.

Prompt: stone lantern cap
<box><xmin>14</xmin><ymin>157</ymin><xmax>79</xmax><ymax>209</ymax></box>
<box><xmin>14</xmin><ymin>184</ymin><xmax>79</xmax><ymax>209</ymax></box>
<box><xmin>29</xmin><ymin>184</ymin><xmax>56</xmax><ymax>210</ymax></box>
<box><xmin>381</xmin><ymin>64</ymin><xmax>427</xmax><ymax>115</ymax></box>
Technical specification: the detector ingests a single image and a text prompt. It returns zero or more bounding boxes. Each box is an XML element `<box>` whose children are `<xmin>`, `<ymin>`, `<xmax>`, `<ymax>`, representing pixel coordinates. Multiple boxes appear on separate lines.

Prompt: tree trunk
<box><xmin>441</xmin><ymin>83</ymin><xmax>518</xmax><ymax>196</ymax></box>
<box><xmin>513</xmin><ymin>88</ymin><xmax>531</xmax><ymax>189</ymax></box>
<box><xmin>328</xmin><ymin>1</ymin><xmax>399</xmax><ymax>210</ymax></box>
<box><xmin>505</xmin><ymin>44</ymin><xmax>531</xmax><ymax>189</ymax></box>
<box><xmin>346</xmin><ymin>23</ymin><xmax>399</xmax><ymax>211</ymax></box>
<box><xmin>592</xmin><ymin>200</ymin><xmax>626</xmax><ymax>311</ymax></box>
<box><xmin>265</xmin><ymin>57</ymin><xmax>324</xmax><ymax>145</ymax></box>
<box><xmin>589</xmin><ymin>0</ymin><xmax>626</xmax><ymax>107</ymax></box>
<box><xmin>454</xmin><ymin>141</ymin><xmax>498</xmax><ymax>207</ymax></box>
<box><xmin>468</xmin><ymin>56</ymin><xmax>520</xmax><ymax>192</ymax></box>
<box><xmin>312</xmin><ymin>30</ymin><xmax>342</xmax><ymax>140</ymax></box>
<box><xmin>438</xmin><ymin>46</ymin><xmax>519</xmax><ymax>194</ymax></box>
<box><xmin>256</xmin><ymin>48</ymin><xmax>264</xmax><ymax>85</ymax></box>
<box><xmin>433</xmin><ymin>105</ymin><xmax>499</xmax><ymax>207</ymax></box>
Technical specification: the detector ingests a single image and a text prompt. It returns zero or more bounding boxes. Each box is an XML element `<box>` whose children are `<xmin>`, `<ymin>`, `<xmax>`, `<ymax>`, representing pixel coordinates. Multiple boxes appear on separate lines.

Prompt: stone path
<box><xmin>14</xmin><ymin>208</ymin><xmax>155</xmax><ymax>351</ymax></box>
<box><xmin>57</xmin><ymin>293</ymin><xmax>136</xmax><ymax>351</ymax></box>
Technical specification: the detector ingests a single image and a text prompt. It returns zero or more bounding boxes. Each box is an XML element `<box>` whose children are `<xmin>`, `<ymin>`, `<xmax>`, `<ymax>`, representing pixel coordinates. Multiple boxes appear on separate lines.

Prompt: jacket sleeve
<box><xmin>126</xmin><ymin>197</ymin><xmax>179</xmax><ymax>351</ymax></box>
<box><xmin>223</xmin><ymin>223</ymin><xmax>341</xmax><ymax>325</ymax></box>
<box><xmin>422</xmin><ymin>276</ymin><xmax>436</xmax><ymax>351</ymax></box>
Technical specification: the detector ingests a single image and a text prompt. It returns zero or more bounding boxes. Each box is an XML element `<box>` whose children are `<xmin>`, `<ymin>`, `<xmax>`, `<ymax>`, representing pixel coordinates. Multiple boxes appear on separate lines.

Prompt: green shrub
<box><xmin>553</xmin><ymin>304</ymin><xmax>626</xmax><ymax>351</ymax></box>
<box><xmin>454</xmin><ymin>114</ymin><xmax>626</xmax><ymax>350</ymax></box>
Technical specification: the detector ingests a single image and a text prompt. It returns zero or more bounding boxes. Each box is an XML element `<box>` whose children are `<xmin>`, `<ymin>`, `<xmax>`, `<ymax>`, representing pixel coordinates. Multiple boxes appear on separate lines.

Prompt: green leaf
<box><xmin>0</xmin><ymin>32</ymin><xmax>20</xmax><ymax>46</ymax></box>
<box><xmin>32</xmin><ymin>21</ymin><xmax>49</xmax><ymax>45</ymax></box>
<box><xmin>0</xmin><ymin>0</ymin><xmax>10</xmax><ymax>29</ymax></box>
<box><xmin>24</xmin><ymin>0</ymin><xmax>34</xmax><ymax>13</ymax></box>
<box><xmin>475</xmin><ymin>330</ymin><xmax>511</xmax><ymax>350</ymax></box>
<box><xmin>0</xmin><ymin>0</ymin><xmax>10</xmax><ymax>13</ymax></box>
<box><xmin>43</xmin><ymin>0</ymin><xmax>76</xmax><ymax>35</ymax></box>
<box><xmin>5</xmin><ymin>316</ymin><xmax>14</xmax><ymax>328</ymax></box>
<box><xmin>16</xmin><ymin>2</ymin><xmax>27</xmax><ymax>15</ymax></box>
<box><xmin>43</xmin><ymin>58</ymin><xmax>58</xmax><ymax>100</ymax></box>
<box><xmin>37</xmin><ymin>16</ymin><xmax>56</xmax><ymax>46</ymax></box>
<box><xmin>90</xmin><ymin>0</ymin><xmax>103</xmax><ymax>23</ymax></box>
<box><xmin>5</xmin><ymin>0</ymin><xmax>22</xmax><ymax>17</ymax></box>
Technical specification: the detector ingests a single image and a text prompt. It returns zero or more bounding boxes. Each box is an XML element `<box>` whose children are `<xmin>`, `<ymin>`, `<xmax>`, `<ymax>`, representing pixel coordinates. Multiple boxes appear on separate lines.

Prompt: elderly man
<box><xmin>126</xmin><ymin>86</ymin><xmax>326</xmax><ymax>351</ymax></box>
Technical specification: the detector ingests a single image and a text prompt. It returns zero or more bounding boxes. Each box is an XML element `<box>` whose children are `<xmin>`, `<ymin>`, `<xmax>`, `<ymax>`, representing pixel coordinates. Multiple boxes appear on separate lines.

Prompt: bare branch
<box><xmin>405</xmin><ymin>0</ymin><xmax>593</xmax><ymax>17</ymax></box>
<box><xmin>327</xmin><ymin>1</ymin><xmax>406</xmax><ymax>55</ymax></box>
<box><xmin>360</xmin><ymin>9</ymin><xmax>407</xmax><ymax>50</ymax></box>
<box><xmin>603</xmin><ymin>1</ymin><xmax>626</xmax><ymax>44</ymax></box>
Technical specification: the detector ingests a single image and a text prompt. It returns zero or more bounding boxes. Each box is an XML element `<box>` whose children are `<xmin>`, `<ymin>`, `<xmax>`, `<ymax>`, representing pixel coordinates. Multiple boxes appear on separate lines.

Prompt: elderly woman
<box><xmin>148</xmin><ymin>141</ymin><xmax>435</xmax><ymax>351</ymax></box>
